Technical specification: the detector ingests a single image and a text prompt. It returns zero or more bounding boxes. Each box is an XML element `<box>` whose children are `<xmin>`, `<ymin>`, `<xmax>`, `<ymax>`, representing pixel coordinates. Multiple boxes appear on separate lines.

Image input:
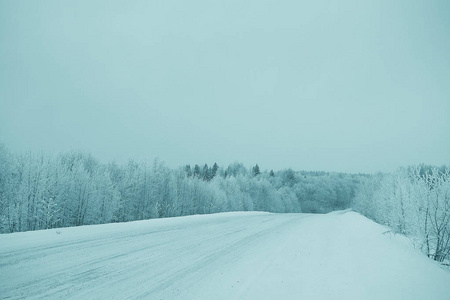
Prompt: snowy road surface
<box><xmin>1</xmin><ymin>211</ymin><xmax>450</xmax><ymax>299</ymax></box>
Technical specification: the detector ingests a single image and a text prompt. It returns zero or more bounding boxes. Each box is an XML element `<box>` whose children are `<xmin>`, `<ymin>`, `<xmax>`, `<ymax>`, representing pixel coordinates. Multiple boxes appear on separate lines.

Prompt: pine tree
<box><xmin>252</xmin><ymin>164</ymin><xmax>261</xmax><ymax>177</ymax></box>
<box><xmin>211</xmin><ymin>163</ymin><xmax>219</xmax><ymax>179</ymax></box>
<box><xmin>193</xmin><ymin>164</ymin><xmax>201</xmax><ymax>178</ymax></box>
<box><xmin>184</xmin><ymin>165</ymin><xmax>192</xmax><ymax>177</ymax></box>
<box><xmin>203</xmin><ymin>164</ymin><xmax>210</xmax><ymax>181</ymax></box>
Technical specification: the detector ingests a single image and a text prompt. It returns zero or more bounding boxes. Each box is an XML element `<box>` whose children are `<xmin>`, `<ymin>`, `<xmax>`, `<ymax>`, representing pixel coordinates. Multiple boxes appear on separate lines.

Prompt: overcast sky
<box><xmin>1</xmin><ymin>0</ymin><xmax>449</xmax><ymax>173</ymax></box>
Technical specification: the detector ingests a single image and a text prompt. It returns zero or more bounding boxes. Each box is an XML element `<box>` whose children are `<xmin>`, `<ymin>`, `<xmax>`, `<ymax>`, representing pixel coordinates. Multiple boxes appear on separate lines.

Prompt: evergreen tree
<box><xmin>211</xmin><ymin>163</ymin><xmax>219</xmax><ymax>179</ymax></box>
<box><xmin>252</xmin><ymin>164</ymin><xmax>261</xmax><ymax>177</ymax></box>
<box><xmin>203</xmin><ymin>164</ymin><xmax>211</xmax><ymax>181</ymax></box>
<box><xmin>193</xmin><ymin>164</ymin><xmax>201</xmax><ymax>178</ymax></box>
<box><xmin>184</xmin><ymin>165</ymin><xmax>192</xmax><ymax>177</ymax></box>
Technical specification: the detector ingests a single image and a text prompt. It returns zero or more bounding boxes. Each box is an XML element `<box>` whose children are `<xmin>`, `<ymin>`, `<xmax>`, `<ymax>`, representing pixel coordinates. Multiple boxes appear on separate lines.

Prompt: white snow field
<box><xmin>1</xmin><ymin>211</ymin><xmax>450</xmax><ymax>300</ymax></box>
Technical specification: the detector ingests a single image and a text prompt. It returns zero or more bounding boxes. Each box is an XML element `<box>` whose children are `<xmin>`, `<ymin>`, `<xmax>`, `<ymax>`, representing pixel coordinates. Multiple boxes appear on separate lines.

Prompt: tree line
<box><xmin>4</xmin><ymin>143</ymin><xmax>448</xmax><ymax>264</ymax></box>
<box><xmin>0</xmin><ymin>143</ymin><xmax>361</xmax><ymax>233</ymax></box>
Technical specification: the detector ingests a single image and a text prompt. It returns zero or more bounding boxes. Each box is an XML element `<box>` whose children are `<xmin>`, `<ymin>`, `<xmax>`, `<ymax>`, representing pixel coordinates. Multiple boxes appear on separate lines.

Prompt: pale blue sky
<box><xmin>1</xmin><ymin>0</ymin><xmax>449</xmax><ymax>173</ymax></box>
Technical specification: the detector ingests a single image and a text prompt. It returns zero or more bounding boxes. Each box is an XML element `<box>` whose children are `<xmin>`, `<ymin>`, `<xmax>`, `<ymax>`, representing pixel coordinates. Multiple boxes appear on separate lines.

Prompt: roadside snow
<box><xmin>1</xmin><ymin>211</ymin><xmax>449</xmax><ymax>299</ymax></box>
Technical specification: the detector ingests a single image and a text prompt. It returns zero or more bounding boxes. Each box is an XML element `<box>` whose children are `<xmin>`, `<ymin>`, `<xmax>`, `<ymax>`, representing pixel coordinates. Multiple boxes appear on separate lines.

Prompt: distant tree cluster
<box><xmin>184</xmin><ymin>163</ymin><xmax>219</xmax><ymax>181</ymax></box>
<box><xmin>0</xmin><ymin>143</ymin><xmax>361</xmax><ymax>234</ymax></box>
<box><xmin>353</xmin><ymin>165</ymin><xmax>450</xmax><ymax>263</ymax></box>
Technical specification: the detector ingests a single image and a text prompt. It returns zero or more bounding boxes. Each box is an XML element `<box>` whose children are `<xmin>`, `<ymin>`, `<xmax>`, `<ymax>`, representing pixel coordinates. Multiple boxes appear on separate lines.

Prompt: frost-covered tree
<box><xmin>151</xmin><ymin>159</ymin><xmax>177</xmax><ymax>218</ymax></box>
<box><xmin>184</xmin><ymin>165</ymin><xmax>192</xmax><ymax>177</ymax></box>
<box><xmin>211</xmin><ymin>163</ymin><xmax>219</xmax><ymax>180</ymax></box>
<box><xmin>202</xmin><ymin>164</ymin><xmax>211</xmax><ymax>181</ymax></box>
<box><xmin>0</xmin><ymin>144</ymin><xmax>360</xmax><ymax>234</ymax></box>
<box><xmin>193</xmin><ymin>164</ymin><xmax>201</xmax><ymax>179</ymax></box>
<box><xmin>226</xmin><ymin>162</ymin><xmax>248</xmax><ymax>178</ymax></box>
<box><xmin>0</xmin><ymin>144</ymin><xmax>18</xmax><ymax>232</ymax></box>
<box><xmin>353</xmin><ymin>166</ymin><xmax>450</xmax><ymax>262</ymax></box>
<box><xmin>252</xmin><ymin>164</ymin><xmax>261</xmax><ymax>177</ymax></box>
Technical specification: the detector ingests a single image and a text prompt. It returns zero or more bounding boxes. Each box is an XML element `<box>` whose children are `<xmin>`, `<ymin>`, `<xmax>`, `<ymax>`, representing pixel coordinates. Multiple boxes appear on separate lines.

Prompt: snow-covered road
<box><xmin>1</xmin><ymin>211</ymin><xmax>450</xmax><ymax>299</ymax></box>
